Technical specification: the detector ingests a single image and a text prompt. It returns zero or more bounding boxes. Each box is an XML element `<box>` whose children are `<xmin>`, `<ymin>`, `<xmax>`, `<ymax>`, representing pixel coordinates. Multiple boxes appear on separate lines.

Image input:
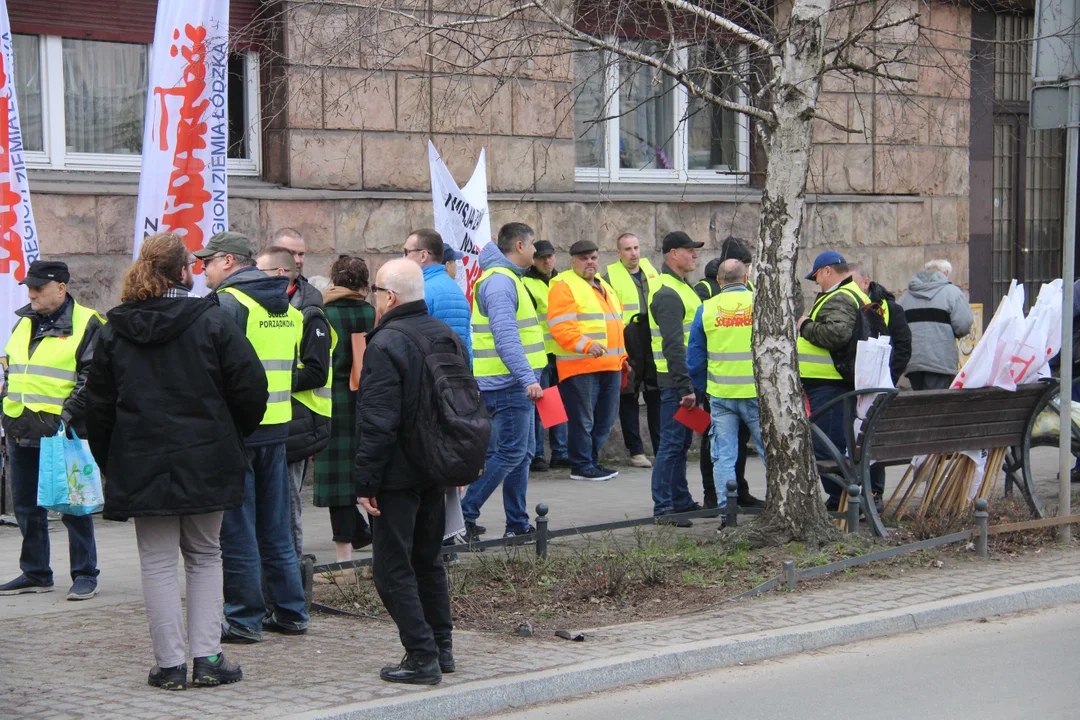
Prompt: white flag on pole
<box><xmin>0</xmin><ymin>3</ymin><xmax>39</xmax><ymax>352</ymax></box>
<box><xmin>428</xmin><ymin>140</ymin><xmax>491</xmax><ymax>305</ymax></box>
<box><xmin>134</xmin><ymin>0</ymin><xmax>230</xmax><ymax>294</ymax></box>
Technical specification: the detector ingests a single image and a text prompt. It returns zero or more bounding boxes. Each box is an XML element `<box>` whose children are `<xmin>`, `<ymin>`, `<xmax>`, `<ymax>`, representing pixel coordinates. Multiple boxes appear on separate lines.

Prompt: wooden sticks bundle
<box><xmin>884</xmin><ymin>447</ymin><xmax>1008</xmax><ymax>520</ymax></box>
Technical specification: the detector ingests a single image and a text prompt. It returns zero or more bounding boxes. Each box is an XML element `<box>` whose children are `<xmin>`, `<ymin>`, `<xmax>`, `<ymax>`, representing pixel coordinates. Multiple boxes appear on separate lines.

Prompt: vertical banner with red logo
<box><xmin>428</xmin><ymin>141</ymin><xmax>491</xmax><ymax>305</ymax></box>
<box><xmin>0</xmin><ymin>0</ymin><xmax>37</xmax><ymax>351</ymax></box>
<box><xmin>134</xmin><ymin>0</ymin><xmax>229</xmax><ymax>293</ymax></box>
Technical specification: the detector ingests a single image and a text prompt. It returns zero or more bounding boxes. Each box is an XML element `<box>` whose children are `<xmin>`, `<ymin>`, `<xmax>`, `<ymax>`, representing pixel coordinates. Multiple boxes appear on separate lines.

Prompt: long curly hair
<box><xmin>122</xmin><ymin>233</ymin><xmax>189</xmax><ymax>302</ymax></box>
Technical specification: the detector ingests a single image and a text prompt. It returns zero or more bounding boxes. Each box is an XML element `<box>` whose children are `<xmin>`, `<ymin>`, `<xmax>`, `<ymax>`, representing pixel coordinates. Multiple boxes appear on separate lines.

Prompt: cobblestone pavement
<box><xmin>2</xmin><ymin>542</ymin><xmax>1078</xmax><ymax>719</ymax></box>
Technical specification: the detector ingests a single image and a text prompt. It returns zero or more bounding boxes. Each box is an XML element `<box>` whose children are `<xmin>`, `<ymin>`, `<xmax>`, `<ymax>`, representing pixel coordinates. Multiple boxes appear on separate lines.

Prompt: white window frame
<box><xmin>575</xmin><ymin>43</ymin><xmax>750</xmax><ymax>185</ymax></box>
<box><xmin>20</xmin><ymin>34</ymin><xmax>261</xmax><ymax>176</ymax></box>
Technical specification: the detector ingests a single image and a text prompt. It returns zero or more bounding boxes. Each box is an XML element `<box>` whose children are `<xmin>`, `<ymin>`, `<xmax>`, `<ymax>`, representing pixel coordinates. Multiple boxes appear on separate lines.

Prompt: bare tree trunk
<box><xmin>739</xmin><ymin>0</ymin><xmax>839</xmax><ymax>546</ymax></box>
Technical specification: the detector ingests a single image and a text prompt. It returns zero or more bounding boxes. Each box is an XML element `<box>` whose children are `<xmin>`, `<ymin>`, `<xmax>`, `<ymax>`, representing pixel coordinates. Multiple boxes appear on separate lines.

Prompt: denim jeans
<box><xmin>650</xmin><ymin>388</ymin><xmax>696</xmax><ymax>515</ymax></box>
<box><xmin>221</xmin><ymin>442</ymin><xmax>309</xmax><ymax>636</ymax></box>
<box><xmin>534</xmin><ymin>360</ymin><xmax>568</xmax><ymax>461</ymax></box>
<box><xmin>619</xmin><ymin>387</ymin><xmax>661</xmax><ymax>456</ymax></box>
<box><xmin>559</xmin><ymin>371</ymin><xmax>621</xmax><ymax>473</ymax></box>
<box><xmin>462</xmin><ymin>385</ymin><xmax>535</xmax><ymax>534</ymax></box>
<box><xmin>804</xmin><ymin>383</ymin><xmax>848</xmax><ymax>502</ymax></box>
<box><xmin>709</xmin><ymin>397</ymin><xmax>766</xmax><ymax>506</ymax></box>
<box><xmin>7</xmin><ymin>440</ymin><xmax>98</xmax><ymax>586</ymax></box>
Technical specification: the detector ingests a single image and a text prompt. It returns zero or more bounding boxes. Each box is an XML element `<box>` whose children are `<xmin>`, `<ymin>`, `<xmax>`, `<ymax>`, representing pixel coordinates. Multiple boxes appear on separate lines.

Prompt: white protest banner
<box><xmin>0</xmin><ymin>1</ymin><xmax>38</xmax><ymax>352</ymax></box>
<box><xmin>134</xmin><ymin>0</ymin><xmax>230</xmax><ymax>293</ymax></box>
<box><xmin>428</xmin><ymin>140</ymin><xmax>491</xmax><ymax>304</ymax></box>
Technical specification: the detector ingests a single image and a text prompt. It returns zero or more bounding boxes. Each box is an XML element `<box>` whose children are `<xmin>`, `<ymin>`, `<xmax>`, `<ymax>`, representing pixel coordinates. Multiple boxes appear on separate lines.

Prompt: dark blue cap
<box><xmin>443</xmin><ymin>243</ymin><xmax>463</xmax><ymax>263</ymax></box>
<box><xmin>805</xmin><ymin>250</ymin><xmax>846</xmax><ymax>280</ymax></box>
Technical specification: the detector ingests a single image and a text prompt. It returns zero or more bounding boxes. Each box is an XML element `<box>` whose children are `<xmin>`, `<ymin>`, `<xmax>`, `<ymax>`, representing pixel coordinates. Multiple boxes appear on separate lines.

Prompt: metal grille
<box><xmin>992</xmin><ymin>123</ymin><xmax>1017</xmax><ymax>307</ymax></box>
<box><xmin>1023</xmin><ymin>128</ymin><xmax>1066</xmax><ymax>302</ymax></box>
<box><xmin>994</xmin><ymin>15</ymin><xmax>1033</xmax><ymax>102</ymax></box>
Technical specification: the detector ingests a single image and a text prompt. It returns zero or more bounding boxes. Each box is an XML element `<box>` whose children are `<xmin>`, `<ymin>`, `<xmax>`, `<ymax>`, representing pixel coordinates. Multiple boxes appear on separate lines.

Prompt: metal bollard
<box><xmin>535</xmin><ymin>503</ymin><xmax>549</xmax><ymax>560</ymax></box>
<box><xmin>783</xmin><ymin>560</ymin><xmax>798</xmax><ymax>589</ymax></box>
<box><xmin>974</xmin><ymin>498</ymin><xmax>989</xmax><ymax>559</ymax></box>
<box><xmin>846</xmin><ymin>484</ymin><xmax>861</xmax><ymax>534</ymax></box>
<box><xmin>725</xmin><ymin>480</ymin><xmax>739</xmax><ymax>528</ymax></box>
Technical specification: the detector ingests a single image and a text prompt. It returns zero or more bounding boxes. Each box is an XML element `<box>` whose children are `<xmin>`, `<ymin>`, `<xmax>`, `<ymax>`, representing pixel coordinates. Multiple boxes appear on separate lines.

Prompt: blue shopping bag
<box><xmin>37</xmin><ymin>422</ymin><xmax>103</xmax><ymax>516</ymax></box>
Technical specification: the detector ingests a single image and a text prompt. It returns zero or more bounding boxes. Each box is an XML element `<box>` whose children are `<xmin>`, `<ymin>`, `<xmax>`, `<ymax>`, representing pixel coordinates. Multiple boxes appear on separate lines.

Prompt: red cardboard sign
<box><xmin>536</xmin><ymin>386</ymin><xmax>569</xmax><ymax>428</ymax></box>
<box><xmin>674</xmin><ymin>405</ymin><xmax>711</xmax><ymax>434</ymax></box>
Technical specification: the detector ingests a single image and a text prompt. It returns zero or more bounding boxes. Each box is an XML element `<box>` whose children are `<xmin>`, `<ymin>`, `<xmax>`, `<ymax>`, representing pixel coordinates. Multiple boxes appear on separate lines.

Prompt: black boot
<box><xmin>737</xmin><ymin>478</ymin><xmax>765</xmax><ymax>508</ymax></box>
<box><xmin>380</xmin><ymin>653</ymin><xmax>442</xmax><ymax>685</ymax></box>
<box><xmin>438</xmin><ymin>645</ymin><xmax>456</xmax><ymax>673</ymax></box>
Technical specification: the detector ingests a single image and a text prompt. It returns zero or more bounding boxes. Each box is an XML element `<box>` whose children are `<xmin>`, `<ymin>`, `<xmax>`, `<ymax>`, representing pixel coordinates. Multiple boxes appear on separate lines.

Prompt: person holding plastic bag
<box><xmin>0</xmin><ymin>261</ymin><xmax>104</xmax><ymax>600</ymax></box>
<box><xmin>86</xmin><ymin>234</ymin><xmax>268</xmax><ymax>691</ymax></box>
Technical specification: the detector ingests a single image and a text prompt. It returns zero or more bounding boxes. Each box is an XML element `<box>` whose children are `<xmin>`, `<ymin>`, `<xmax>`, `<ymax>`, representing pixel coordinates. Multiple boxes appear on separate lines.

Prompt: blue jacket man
<box><xmin>404</xmin><ymin>229</ymin><xmax>472</xmax><ymax>361</ymax></box>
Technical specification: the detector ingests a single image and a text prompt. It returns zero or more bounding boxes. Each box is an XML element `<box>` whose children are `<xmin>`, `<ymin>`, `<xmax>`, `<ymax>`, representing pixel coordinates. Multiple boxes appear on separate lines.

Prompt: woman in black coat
<box><xmin>86</xmin><ymin>233</ymin><xmax>267</xmax><ymax>691</ymax></box>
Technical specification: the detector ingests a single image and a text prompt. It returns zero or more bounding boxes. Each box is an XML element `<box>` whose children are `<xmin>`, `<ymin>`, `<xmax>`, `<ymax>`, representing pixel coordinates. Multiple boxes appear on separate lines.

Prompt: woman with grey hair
<box><xmin>898</xmin><ymin>259</ymin><xmax>974</xmax><ymax>390</ymax></box>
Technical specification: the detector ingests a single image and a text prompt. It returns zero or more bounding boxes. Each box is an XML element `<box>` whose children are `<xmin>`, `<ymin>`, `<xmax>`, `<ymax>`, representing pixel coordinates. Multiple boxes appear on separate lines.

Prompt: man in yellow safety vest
<box><xmin>0</xmin><ymin>261</ymin><xmax>104</xmax><ymax>600</ymax></box>
<box><xmin>197</xmin><ymin>232</ymin><xmax>308</xmax><ymax>644</ymax></box>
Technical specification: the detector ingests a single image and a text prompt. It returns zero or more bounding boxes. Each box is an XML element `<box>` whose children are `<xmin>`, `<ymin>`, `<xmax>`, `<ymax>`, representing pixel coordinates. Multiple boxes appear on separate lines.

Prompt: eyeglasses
<box><xmin>371</xmin><ymin>284</ymin><xmax>396</xmax><ymax>296</ymax></box>
<box><xmin>261</xmin><ymin>267</ymin><xmax>288</xmax><ymax>275</ymax></box>
<box><xmin>202</xmin><ymin>253</ymin><xmax>225</xmax><ymax>265</ymax></box>
<box><xmin>402</xmin><ymin>247</ymin><xmax>424</xmax><ymax>257</ymax></box>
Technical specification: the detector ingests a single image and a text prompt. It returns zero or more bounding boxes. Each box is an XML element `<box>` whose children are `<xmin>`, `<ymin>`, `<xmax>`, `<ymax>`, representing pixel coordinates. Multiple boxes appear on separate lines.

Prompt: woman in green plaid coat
<box><xmin>314</xmin><ymin>255</ymin><xmax>376</xmax><ymax>562</ymax></box>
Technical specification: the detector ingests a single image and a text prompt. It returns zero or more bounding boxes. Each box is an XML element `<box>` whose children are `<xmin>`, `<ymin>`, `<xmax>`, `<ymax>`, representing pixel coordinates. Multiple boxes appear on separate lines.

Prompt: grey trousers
<box><xmin>134</xmin><ymin>512</ymin><xmax>224</xmax><ymax>668</ymax></box>
<box><xmin>287</xmin><ymin>459</ymin><xmax>306</xmax><ymax>558</ymax></box>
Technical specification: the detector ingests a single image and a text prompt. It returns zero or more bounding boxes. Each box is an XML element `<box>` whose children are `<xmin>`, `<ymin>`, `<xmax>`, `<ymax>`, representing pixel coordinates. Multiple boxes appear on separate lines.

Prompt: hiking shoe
<box><xmin>549</xmin><ymin>457</ymin><xmax>571</xmax><ymax>469</ymax></box>
<box><xmin>192</xmin><ymin>653</ymin><xmax>243</xmax><ymax>687</ymax></box>
<box><xmin>438</xmin><ymin>646</ymin><xmax>456</xmax><ymax>673</ymax></box>
<box><xmin>148</xmin><ymin>663</ymin><xmax>187</xmax><ymax>691</ymax></box>
<box><xmin>570</xmin><ymin>467</ymin><xmax>616</xmax><ymax>482</ymax></box>
<box><xmin>0</xmin><ymin>574</ymin><xmax>53</xmax><ymax>596</ymax></box>
<box><xmin>263</xmin><ymin>613</ymin><xmax>308</xmax><ymax>635</ymax></box>
<box><xmin>66</xmin><ymin>576</ymin><xmax>98</xmax><ymax>601</ymax></box>
<box><xmin>380</xmin><ymin>653</ymin><xmax>442</xmax><ymax>685</ymax></box>
<box><xmin>629</xmin><ymin>454</ymin><xmax>652</xmax><ymax>468</ymax></box>
<box><xmin>221</xmin><ymin>623</ymin><xmax>262</xmax><ymax>644</ymax></box>
<box><xmin>530</xmin><ymin>457</ymin><xmax>549</xmax><ymax>472</ymax></box>
<box><xmin>463</xmin><ymin>521</ymin><xmax>484</xmax><ymax>543</ymax></box>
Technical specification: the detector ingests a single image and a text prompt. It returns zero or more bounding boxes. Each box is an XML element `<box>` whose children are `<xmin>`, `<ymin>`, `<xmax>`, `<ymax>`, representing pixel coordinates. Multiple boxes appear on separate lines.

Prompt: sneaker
<box><xmin>221</xmin><ymin>623</ymin><xmax>262</xmax><ymax>644</ymax></box>
<box><xmin>675</xmin><ymin>502</ymin><xmax>702</xmax><ymax>514</ymax></box>
<box><xmin>549</xmin><ymin>457</ymin><xmax>571</xmax><ymax>469</ymax></box>
<box><xmin>191</xmin><ymin>653</ymin><xmax>243</xmax><ymax>687</ymax></box>
<box><xmin>504</xmin><ymin>526</ymin><xmax>536</xmax><ymax>540</ymax></box>
<box><xmin>530</xmin><ymin>457</ymin><xmax>550</xmax><ymax>472</ymax></box>
<box><xmin>438</xmin><ymin>645</ymin><xmax>456</xmax><ymax>673</ymax></box>
<box><xmin>629</xmin><ymin>454</ymin><xmax>652</xmax><ymax>468</ymax></box>
<box><xmin>570</xmin><ymin>467</ymin><xmax>616</xmax><ymax>482</ymax></box>
<box><xmin>148</xmin><ymin>663</ymin><xmax>187</xmax><ymax>691</ymax></box>
<box><xmin>66</xmin><ymin>576</ymin><xmax>98</xmax><ymax>601</ymax></box>
<box><xmin>463</xmin><ymin>521</ymin><xmax>484</xmax><ymax>543</ymax></box>
<box><xmin>263</xmin><ymin>613</ymin><xmax>308</xmax><ymax>635</ymax></box>
<box><xmin>0</xmin><ymin>574</ymin><xmax>53</xmax><ymax>596</ymax></box>
<box><xmin>597</xmin><ymin>465</ymin><xmax>620</xmax><ymax>479</ymax></box>
<box><xmin>657</xmin><ymin>514</ymin><xmax>694</xmax><ymax>528</ymax></box>
<box><xmin>380</xmin><ymin>653</ymin><xmax>442</xmax><ymax>685</ymax></box>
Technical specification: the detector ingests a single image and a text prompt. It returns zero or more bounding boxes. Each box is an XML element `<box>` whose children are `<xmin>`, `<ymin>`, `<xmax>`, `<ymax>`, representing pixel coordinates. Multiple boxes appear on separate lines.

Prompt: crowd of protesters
<box><xmin>0</xmin><ymin>222</ymin><xmax>985</xmax><ymax>689</ymax></box>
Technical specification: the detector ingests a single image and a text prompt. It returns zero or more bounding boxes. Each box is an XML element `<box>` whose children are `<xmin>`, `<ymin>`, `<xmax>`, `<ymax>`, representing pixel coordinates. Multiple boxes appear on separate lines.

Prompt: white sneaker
<box><xmin>629</xmin><ymin>454</ymin><xmax>653</xmax><ymax>469</ymax></box>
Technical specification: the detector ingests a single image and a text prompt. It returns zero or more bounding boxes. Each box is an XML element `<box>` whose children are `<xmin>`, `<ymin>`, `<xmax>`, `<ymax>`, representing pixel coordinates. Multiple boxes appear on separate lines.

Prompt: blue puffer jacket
<box><xmin>422</xmin><ymin>264</ymin><xmax>473</xmax><ymax>362</ymax></box>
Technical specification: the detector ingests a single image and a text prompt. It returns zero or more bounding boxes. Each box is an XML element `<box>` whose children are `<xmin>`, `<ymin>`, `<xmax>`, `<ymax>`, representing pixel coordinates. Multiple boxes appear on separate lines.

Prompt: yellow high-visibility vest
<box><xmin>3</xmin><ymin>302</ymin><xmax>101</xmax><ymax>418</ymax></box>
<box><xmin>522</xmin><ymin>274</ymin><xmax>559</xmax><ymax>355</ymax></box>
<box><xmin>293</xmin><ymin>318</ymin><xmax>338</xmax><ymax>418</ymax></box>
<box><xmin>471</xmin><ymin>267</ymin><xmax>547</xmax><ymax>378</ymax></box>
<box><xmin>797</xmin><ymin>283</ymin><xmax>880</xmax><ymax>380</ymax></box>
<box><xmin>702</xmin><ymin>290</ymin><xmax>755</xmax><ymax>399</ymax></box>
<box><xmin>606</xmin><ymin>258</ymin><xmax>659</xmax><ymax>324</ymax></box>
<box><xmin>221</xmin><ymin>288</ymin><xmax>303</xmax><ymax>425</ymax></box>
<box><xmin>646</xmin><ymin>273</ymin><xmax>702</xmax><ymax>375</ymax></box>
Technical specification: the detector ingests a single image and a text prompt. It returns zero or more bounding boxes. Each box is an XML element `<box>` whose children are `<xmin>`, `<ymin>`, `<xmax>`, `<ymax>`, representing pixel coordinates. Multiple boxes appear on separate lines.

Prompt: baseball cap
<box><xmin>661</xmin><ymin>231</ymin><xmax>704</xmax><ymax>253</ymax></box>
<box><xmin>568</xmin><ymin>240</ymin><xmax>598</xmax><ymax>256</ymax></box>
<box><xmin>442</xmin><ymin>243</ymin><xmax>463</xmax><ymax>263</ymax></box>
<box><xmin>20</xmin><ymin>260</ymin><xmax>70</xmax><ymax>286</ymax></box>
<box><xmin>805</xmin><ymin>250</ymin><xmax>846</xmax><ymax>280</ymax></box>
<box><xmin>193</xmin><ymin>231</ymin><xmax>255</xmax><ymax>260</ymax></box>
<box><xmin>533</xmin><ymin>240</ymin><xmax>556</xmax><ymax>257</ymax></box>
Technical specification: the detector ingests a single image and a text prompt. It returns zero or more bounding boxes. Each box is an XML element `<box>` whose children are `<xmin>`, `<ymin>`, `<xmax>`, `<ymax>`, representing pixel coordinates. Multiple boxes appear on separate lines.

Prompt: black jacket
<box><xmin>867</xmin><ymin>282</ymin><xmax>912</xmax><ymax>384</ymax></box>
<box><xmin>212</xmin><ymin>266</ymin><xmax>295</xmax><ymax>447</ymax></box>
<box><xmin>353</xmin><ymin>300</ymin><xmax>466</xmax><ymax>497</ymax></box>
<box><xmin>285</xmin><ymin>276</ymin><xmax>332</xmax><ymax>462</ymax></box>
<box><xmin>1</xmin><ymin>295</ymin><xmax>103</xmax><ymax>447</ymax></box>
<box><xmin>87</xmin><ymin>295</ymin><xmax>268</xmax><ymax>521</ymax></box>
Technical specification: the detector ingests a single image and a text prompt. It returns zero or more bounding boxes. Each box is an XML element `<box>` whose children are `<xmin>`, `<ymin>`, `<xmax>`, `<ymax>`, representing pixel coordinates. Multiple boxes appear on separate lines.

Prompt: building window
<box><xmin>573</xmin><ymin>41</ymin><xmax>749</xmax><ymax>184</ymax></box>
<box><xmin>13</xmin><ymin>33</ymin><xmax>260</xmax><ymax>175</ymax></box>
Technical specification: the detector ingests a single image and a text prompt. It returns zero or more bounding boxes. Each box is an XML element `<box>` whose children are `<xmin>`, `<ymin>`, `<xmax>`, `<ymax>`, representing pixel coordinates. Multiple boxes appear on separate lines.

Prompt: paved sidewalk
<box><xmin>2</xmin><ymin>542</ymin><xmax>1078</xmax><ymax>718</ymax></box>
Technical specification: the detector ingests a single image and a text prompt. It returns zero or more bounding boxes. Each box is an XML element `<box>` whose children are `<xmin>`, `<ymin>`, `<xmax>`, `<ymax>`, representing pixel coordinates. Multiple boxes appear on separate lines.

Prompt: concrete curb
<box><xmin>293</xmin><ymin>576</ymin><xmax>1080</xmax><ymax>720</ymax></box>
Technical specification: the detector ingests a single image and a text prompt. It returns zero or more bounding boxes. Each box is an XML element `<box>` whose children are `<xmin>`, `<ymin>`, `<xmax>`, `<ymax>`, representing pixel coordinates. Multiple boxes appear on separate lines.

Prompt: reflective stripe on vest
<box><xmin>471</xmin><ymin>267</ymin><xmax>548</xmax><ymax>377</ymax></box>
<box><xmin>646</xmin><ymin>273</ymin><xmax>702</xmax><ymax>375</ymax></box>
<box><xmin>522</xmin><ymin>274</ymin><xmax>559</xmax><ymax>355</ymax></box>
<box><xmin>606</xmin><ymin>258</ymin><xmax>659</xmax><ymax>324</ymax></box>
<box><xmin>796</xmin><ymin>283</ymin><xmax>876</xmax><ymax>380</ymax></box>
<box><xmin>549</xmin><ymin>272</ymin><xmax>625</xmax><ymax>364</ymax></box>
<box><xmin>3</xmin><ymin>302</ymin><xmax>101</xmax><ymax>418</ymax></box>
<box><xmin>702</xmin><ymin>291</ymin><xmax>756</xmax><ymax>399</ymax></box>
<box><xmin>293</xmin><ymin>320</ymin><xmax>338</xmax><ymax>418</ymax></box>
<box><xmin>221</xmin><ymin>287</ymin><xmax>303</xmax><ymax>425</ymax></box>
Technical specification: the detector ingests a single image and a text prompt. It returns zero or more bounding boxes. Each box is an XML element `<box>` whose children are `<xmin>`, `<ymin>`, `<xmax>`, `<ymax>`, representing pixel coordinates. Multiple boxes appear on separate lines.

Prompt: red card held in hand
<box><xmin>536</xmin><ymin>386</ymin><xmax>569</xmax><ymax>428</ymax></box>
<box><xmin>674</xmin><ymin>405</ymin><xmax>711</xmax><ymax>434</ymax></box>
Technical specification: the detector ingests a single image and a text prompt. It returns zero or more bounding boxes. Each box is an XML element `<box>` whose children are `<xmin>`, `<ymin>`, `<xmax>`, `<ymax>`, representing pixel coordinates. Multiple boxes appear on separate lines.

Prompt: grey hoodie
<box><xmin>898</xmin><ymin>270</ymin><xmax>974</xmax><ymax>376</ymax></box>
<box><xmin>474</xmin><ymin>242</ymin><xmax>542</xmax><ymax>392</ymax></box>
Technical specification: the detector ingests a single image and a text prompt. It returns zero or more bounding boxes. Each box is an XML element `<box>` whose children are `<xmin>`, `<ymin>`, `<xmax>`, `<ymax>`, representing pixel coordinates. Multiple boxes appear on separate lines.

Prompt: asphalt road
<box><xmin>486</xmin><ymin>604</ymin><xmax>1080</xmax><ymax>720</ymax></box>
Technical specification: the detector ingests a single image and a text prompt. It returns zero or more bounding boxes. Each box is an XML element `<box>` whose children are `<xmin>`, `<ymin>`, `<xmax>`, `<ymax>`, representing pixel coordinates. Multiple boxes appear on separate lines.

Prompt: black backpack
<box><xmin>831</xmin><ymin>288</ymin><xmax>890</xmax><ymax>384</ymax></box>
<box><xmin>390</xmin><ymin>324</ymin><xmax>491</xmax><ymax>487</ymax></box>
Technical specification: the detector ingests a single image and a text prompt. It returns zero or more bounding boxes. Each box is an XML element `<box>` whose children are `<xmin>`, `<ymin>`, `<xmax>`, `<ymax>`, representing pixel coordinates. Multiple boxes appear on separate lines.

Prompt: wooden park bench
<box><xmin>811</xmin><ymin>380</ymin><xmax>1059</xmax><ymax>538</ymax></box>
